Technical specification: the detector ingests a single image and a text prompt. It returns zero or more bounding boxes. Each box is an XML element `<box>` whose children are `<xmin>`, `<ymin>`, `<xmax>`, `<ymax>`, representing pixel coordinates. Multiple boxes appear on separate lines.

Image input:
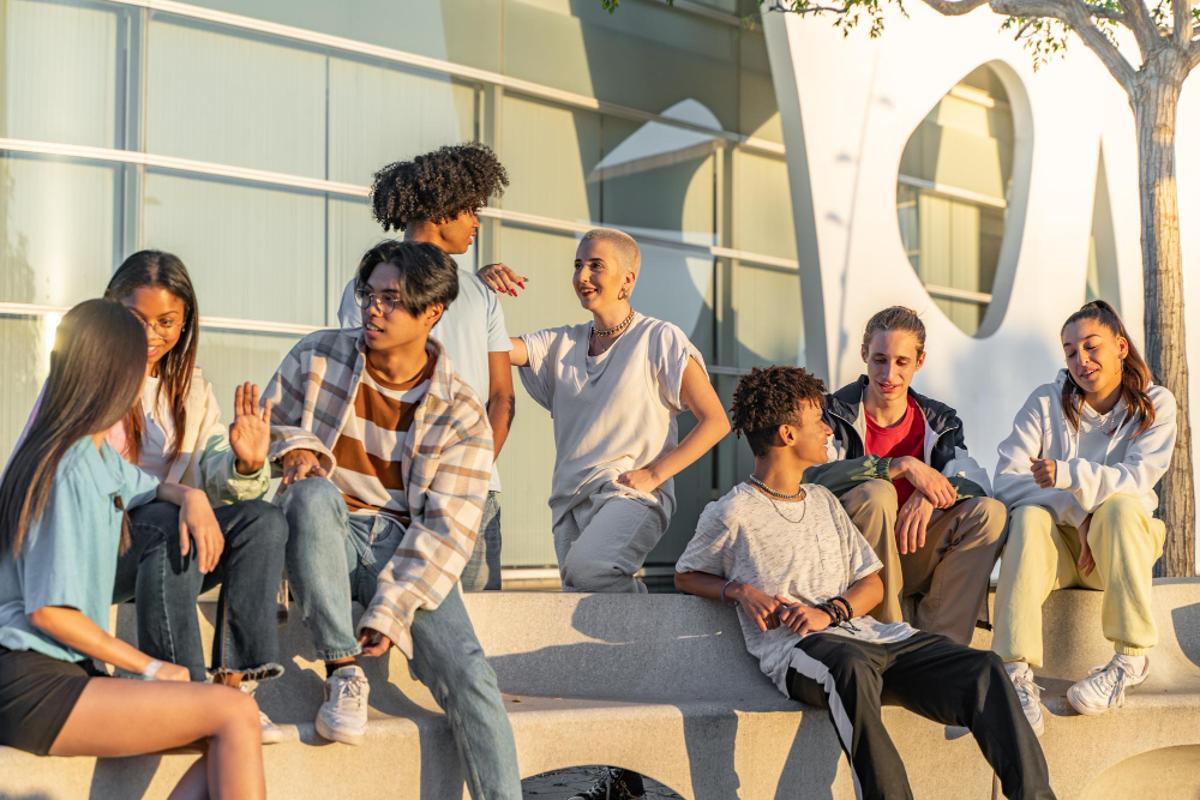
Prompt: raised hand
<box><xmin>229</xmin><ymin>382</ymin><xmax>272</xmax><ymax>475</ymax></box>
<box><xmin>478</xmin><ymin>262</ymin><xmax>528</xmax><ymax>297</ymax></box>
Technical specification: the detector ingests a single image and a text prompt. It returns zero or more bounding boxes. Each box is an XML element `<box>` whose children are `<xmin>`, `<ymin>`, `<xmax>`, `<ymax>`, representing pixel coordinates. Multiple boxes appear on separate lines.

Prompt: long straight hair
<box><xmin>1060</xmin><ymin>299</ymin><xmax>1156</xmax><ymax>436</ymax></box>
<box><xmin>103</xmin><ymin>251</ymin><xmax>199</xmax><ymax>463</ymax></box>
<box><xmin>0</xmin><ymin>300</ymin><xmax>147</xmax><ymax>556</ymax></box>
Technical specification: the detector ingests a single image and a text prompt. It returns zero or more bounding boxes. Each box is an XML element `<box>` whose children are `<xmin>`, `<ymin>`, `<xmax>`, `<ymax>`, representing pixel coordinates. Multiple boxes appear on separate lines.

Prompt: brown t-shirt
<box><xmin>331</xmin><ymin>360</ymin><xmax>431</xmax><ymax>524</ymax></box>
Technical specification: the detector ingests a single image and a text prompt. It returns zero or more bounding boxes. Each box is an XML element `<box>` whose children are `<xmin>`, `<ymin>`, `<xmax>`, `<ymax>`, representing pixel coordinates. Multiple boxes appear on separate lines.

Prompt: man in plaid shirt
<box><xmin>265</xmin><ymin>240</ymin><xmax>520</xmax><ymax>798</ymax></box>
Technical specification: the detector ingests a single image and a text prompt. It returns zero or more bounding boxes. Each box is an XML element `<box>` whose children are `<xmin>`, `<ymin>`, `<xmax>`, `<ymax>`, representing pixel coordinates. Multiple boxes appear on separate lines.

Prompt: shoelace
<box><xmin>1086</xmin><ymin>660</ymin><xmax>1136</xmax><ymax>707</ymax></box>
<box><xmin>1012</xmin><ymin>670</ymin><xmax>1043</xmax><ymax>705</ymax></box>
<box><xmin>331</xmin><ymin>675</ymin><xmax>366</xmax><ymax>708</ymax></box>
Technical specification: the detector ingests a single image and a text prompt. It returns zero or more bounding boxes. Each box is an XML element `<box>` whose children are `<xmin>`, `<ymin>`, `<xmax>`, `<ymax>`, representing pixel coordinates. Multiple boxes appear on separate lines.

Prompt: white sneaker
<box><xmin>314</xmin><ymin>665</ymin><xmax>369</xmax><ymax>745</ymax></box>
<box><xmin>1005</xmin><ymin>661</ymin><xmax>1045</xmax><ymax>737</ymax></box>
<box><xmin>1067</xmin><ymin>654</ymin><xmax>1149</xmax><ymax>716</ymax></box>
<box><xmin>239</xmin><ymin>682</ymin><xmax>285</xmax><ymax>745</ymax></box>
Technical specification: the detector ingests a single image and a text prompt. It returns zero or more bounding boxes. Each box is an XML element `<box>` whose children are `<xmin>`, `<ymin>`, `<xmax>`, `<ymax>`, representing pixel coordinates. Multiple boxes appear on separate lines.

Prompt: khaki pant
<box><xmin>991</xmin><ymin>494</ymin><xmax>1165</xmax><ymax>668</ymax></box>
<box><xmin>553</xmin><ymin>492</ymin><xmax>665</xmax><ymax>594</ymax></box>
<box><xmin>842</xmin><ymin>480</ymin><xmax>1007</xmax><ymax>645</ymax></box>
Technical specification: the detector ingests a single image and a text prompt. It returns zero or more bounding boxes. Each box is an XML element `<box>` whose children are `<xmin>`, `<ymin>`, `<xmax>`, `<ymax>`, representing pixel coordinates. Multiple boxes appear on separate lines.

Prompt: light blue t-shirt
<box><xmin>339</xmin><ymin>266</ymin><xmax>511</xmax><ymax>490</ymax></box>
<box><xmin>0</xmin><ymin>438</ymin><xmax>160</xmax><ymax>662</ymax></box>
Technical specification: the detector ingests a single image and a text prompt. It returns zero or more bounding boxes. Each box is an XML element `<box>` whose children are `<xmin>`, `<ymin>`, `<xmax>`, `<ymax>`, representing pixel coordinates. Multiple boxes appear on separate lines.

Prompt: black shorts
<box><xmin>0</xmin><ymin>646</ymin><xmax>103</xmax><ymax>755</ymax></box>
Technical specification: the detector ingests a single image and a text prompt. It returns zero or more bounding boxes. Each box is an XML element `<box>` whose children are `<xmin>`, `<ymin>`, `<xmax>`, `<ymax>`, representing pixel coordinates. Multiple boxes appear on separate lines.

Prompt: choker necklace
<box><xmin>592</xmin><ymin>309</ymin><xmax>636</xmax><ymax>338</ymax></box>
<box><xmin>748</xmin><ymin>474</ymin><xmax>805</xmax><ymax>499</ymax></box>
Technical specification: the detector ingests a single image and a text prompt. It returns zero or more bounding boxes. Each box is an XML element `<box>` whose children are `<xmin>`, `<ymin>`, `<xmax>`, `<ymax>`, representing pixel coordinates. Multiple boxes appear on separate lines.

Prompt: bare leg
<box><xmin>167</xmin><ymin>757</ymin><xmax>210</xmax><ymax>800</ymax></box>
<box><xmin>50</xmin><ymin>677</ymin><xmax>264</xmax><ymax>800</ymax></box>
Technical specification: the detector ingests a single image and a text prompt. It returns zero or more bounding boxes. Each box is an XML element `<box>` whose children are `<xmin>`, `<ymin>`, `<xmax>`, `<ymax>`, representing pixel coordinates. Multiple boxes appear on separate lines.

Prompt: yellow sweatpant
<box><xmin>992</xmin><ymin>494</ymin><xmax>1165</xmax><ymax>668</ymax></box>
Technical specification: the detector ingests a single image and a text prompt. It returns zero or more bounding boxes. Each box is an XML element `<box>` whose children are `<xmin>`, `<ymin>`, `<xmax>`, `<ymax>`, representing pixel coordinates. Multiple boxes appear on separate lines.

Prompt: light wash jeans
<box><xmin>276</xmin><ymin>478</ymin><xmax>521</xmax><ymax>800</ymax></box>
<box><xmin>460</xmin><ymin>491</ymin><xmax>502</xmax><ymax>592</ymax></box>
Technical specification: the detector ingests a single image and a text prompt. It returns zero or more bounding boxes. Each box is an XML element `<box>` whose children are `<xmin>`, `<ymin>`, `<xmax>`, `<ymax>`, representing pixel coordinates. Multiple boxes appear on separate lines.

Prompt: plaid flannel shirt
<box><xmin>263</xmin><ymin>328</ymin><xmax>493</xmax><ymax>658</ymax></box>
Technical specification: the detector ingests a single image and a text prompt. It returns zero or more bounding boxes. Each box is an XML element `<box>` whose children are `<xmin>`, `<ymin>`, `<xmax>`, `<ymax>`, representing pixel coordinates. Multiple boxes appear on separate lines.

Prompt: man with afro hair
<box><xmin>339</xmin><ymin>143</ymin><xmax>514</xmax><ymax>591</ymax></box>
<box><xmin>675</xmin><ymin>366</ymin><xmax>1053</xmax><ymax>800</ymax></box>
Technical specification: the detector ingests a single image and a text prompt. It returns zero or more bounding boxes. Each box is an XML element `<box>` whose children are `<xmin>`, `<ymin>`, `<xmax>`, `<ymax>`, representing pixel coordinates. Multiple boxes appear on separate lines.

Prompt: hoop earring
<box><xmin>618</xmin><ymin>287</ymin><xmax>629</xmax><ymax>301</ymax></box>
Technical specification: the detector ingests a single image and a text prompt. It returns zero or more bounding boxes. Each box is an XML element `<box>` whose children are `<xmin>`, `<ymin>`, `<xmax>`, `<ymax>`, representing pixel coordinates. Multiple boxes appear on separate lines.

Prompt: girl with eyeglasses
<box><xmin>0</xmin><ymin>299</ymin><xmax>265</xmax><ymax>797</ymax></box>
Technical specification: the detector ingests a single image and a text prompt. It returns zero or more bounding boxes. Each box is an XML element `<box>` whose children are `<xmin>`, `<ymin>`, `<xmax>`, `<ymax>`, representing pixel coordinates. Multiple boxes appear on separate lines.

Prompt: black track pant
<box><xmin>785</xmin><ymin>631</ymin><xmax>1054</xmax><ymax>800</ymax></box>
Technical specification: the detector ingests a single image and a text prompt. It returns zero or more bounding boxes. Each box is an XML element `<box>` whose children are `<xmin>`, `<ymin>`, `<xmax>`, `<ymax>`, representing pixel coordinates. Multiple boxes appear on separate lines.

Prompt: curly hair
<box><xmin>730</xmin><ymin>366</ymin><xmax>827</xmax><ymax>457</ymax></box>
<box><xmin>370</xmin><ymin>143</ymin><xmax>509</xmax><ymax>231</ymax></box>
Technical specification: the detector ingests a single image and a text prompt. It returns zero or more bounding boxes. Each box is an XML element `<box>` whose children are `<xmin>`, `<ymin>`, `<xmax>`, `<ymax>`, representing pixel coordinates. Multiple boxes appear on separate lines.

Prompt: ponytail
<box><xmin>1060</xmin><ymin>300</ymin><xmax>1155</xmax><ymax>436</ymax></box>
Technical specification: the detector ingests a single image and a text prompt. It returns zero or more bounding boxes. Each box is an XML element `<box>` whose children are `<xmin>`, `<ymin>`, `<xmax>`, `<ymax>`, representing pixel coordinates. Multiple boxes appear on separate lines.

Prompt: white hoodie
<box><xmin>993</xmin><ymin>370</ymin><xmax>1177</xmax><ymax>528</ymax></box>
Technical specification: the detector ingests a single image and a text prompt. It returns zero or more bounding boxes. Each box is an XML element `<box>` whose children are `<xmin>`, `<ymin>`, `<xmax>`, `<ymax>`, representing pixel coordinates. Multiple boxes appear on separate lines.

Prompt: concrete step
<box><xmin>2</xmin><ymin>582</ymin><xmax>1199</xmax><ymax>798</ymax></box>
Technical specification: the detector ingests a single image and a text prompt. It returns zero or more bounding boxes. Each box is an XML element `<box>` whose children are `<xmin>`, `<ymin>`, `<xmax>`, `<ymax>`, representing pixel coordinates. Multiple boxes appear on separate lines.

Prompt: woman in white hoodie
<box><xmin>992</xmin><ymin>300</ymin><xmax>1176</xmax><ymax>736</ymax></box>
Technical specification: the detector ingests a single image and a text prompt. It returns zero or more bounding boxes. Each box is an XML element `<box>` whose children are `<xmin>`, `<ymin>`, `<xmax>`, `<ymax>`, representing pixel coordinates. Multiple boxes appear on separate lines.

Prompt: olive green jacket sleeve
<box><xmin>803</xmin><ymin>455</ymin><xmax>986</xmax><ymax>502</ymax></box>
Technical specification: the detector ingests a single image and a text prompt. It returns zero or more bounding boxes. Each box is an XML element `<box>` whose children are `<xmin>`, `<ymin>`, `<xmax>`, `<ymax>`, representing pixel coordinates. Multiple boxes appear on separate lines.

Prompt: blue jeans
<box><xmin>112</xmin><ymin>499</ymin><xmax>288</xmax><ymax>682</ymax></box>
<box><xmin>460</xmin><ymin>491</ymin><xmax>502</xmax><ymax>592</ymax></box>
<box><xmin>276</xmin><ymin>478</ymin><xmax>521</xmax><ymax>800</ymax></box>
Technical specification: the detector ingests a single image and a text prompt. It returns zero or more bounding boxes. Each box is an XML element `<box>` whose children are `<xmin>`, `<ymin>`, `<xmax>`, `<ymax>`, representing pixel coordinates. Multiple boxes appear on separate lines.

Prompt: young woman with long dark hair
<box><xmin>100</xmin><ymin>251</ymin><xmax>289</xmax><ymax>742</ymax></box>
<box><xmin>993</xmin><ymin>300</ymin><xmax>1177</xmax><ymax>735</ymax></box>
<box><xmin>0</xmin><ymin>299</ymin><xmax>264</xmax><ymax>798</ymax></box>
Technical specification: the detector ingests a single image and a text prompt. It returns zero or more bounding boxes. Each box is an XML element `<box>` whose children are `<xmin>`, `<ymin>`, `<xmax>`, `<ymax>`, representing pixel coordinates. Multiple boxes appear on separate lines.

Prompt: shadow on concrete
<box><xmin>1170</xmin><ymin>601</ymin><xmax>1200</xmax><ymax>670</ymax></box>
<box><xmin>484</xmin><ymin>594</ymin><xmax>842</xmax><ymax>799</ymax></box>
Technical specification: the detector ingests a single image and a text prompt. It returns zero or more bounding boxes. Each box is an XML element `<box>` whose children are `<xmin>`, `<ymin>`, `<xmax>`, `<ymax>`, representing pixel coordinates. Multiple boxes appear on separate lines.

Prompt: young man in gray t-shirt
<box><xmin>676</xmin><ymin>366</ymin><xmax>1054</xmax><ymax>800</ymax></box>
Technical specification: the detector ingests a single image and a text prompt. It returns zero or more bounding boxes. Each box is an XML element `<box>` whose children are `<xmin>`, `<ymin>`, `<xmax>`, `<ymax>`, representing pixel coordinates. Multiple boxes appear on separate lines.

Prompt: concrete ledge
<box><xmin>2</xmin><ymin>581</ymin><xmax>1200</xmax><ymax>798</ymax></box>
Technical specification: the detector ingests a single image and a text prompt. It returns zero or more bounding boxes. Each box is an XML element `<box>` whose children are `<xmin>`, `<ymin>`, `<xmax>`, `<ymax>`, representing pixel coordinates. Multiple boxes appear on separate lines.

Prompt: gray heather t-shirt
<box><xmin>676</xmin><ymin>482</ymin><xmax>915</xmax><ymax>696</ymax></box>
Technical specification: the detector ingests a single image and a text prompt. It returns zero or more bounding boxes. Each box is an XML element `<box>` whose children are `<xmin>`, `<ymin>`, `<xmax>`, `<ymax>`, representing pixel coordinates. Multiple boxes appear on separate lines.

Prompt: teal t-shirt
<box><xmin>0</xmin><ymin>437</ymin><xmax>159</xmax><ymax>662</ymax></box>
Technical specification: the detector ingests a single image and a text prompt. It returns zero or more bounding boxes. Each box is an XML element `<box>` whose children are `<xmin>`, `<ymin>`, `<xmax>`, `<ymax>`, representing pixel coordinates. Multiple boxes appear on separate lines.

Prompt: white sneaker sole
<box><xmin>1026</xmin><ymin>709</ymin><xmax>1045</xmax><ymax>737</ymax></box>
<box><xmin>314</xmin><ymin>714</ymin><xmax>366</xmax><ymax>746</ymax></box>
<box><xmin>261</xmin><ymin>726</ymin><xmax>285</xmax><ymax>746</ymax></box>
<box><xmin>1066</xmin><ymin>666</ymin><xmax>1149</xmax><ymax>717</ymax></box>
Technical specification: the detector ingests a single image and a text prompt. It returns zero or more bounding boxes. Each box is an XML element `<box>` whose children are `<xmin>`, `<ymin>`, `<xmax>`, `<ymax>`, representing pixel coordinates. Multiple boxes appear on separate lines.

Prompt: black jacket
<box><xmin>822</xmin><ymin>376</ymin><xmax>990</xmax><ymax>495</ymax></box>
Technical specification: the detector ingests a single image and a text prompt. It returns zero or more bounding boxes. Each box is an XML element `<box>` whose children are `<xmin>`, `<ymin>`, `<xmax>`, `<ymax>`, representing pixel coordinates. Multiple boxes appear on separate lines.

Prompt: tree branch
<box><xmin>990</xmin><ymin>0</ymin><xmax>1138</xmax><ymax>90</ymax></box>
<box><xmin>1118</xmin><ymin>0</ymin><xmax>1161</xmax><ymax>56</ymax></box>
<box><xmin>919</xmin><ymin>0</ymin><xmax>991</xmax><ymax>14</ymax></box>
<box><xmin>1173</xmin><ymin>0</ymin><xmax>1195</xmax><ymax>45</ymax></box>
<box><xmin>1085</xmin><ymin>2</ymin><xmax>1128</xmax><ymax>20</ymax></box>
<box><xmin>1190</xmin><ymin>34</ymin><xmax>1200</xmax><ymax>69</ymax></box>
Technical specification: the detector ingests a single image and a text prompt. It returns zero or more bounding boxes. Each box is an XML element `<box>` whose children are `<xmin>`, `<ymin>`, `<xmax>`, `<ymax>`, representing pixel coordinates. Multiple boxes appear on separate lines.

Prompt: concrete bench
<box><xmin>2</xmin><ymin>581</ymin><xmax>1200</xmax><ymax>799</ymax></box>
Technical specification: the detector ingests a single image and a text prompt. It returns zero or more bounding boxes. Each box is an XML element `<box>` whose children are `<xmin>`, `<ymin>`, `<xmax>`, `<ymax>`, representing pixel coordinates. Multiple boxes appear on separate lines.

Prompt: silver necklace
<box><xmin>747</xmin><ymin>476</ymin><xmax>808</xmax><ymax>524</ymax></box>
<box><xmin>748</xmin><ymin>474</ymin><xmax>804</xmax><ymax>499</ymax></box>
<box><xmin>592</xmin><ymin>309</ymin><xmax>635</xmax><ymax>338</ymax></box>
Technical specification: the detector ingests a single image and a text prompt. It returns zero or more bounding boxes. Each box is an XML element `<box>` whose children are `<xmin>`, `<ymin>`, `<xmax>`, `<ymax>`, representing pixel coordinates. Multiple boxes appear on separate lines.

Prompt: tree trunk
<box><xmin>1131</xmin><ymin>56</ymin><xmax>1195</xmax><ymax>577</ymax></box>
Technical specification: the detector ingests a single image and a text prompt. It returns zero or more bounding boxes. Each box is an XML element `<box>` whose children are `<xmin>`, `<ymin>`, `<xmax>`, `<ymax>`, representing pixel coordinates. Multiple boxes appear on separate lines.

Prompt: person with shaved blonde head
<box><xmin>495</xmin><ymin>227</ymin><xmax>729</xmax><ymax>594</ymax></box>
<box><xmin>486</xmin><ymin>226</ymin><xmax>731</xmax><ymax>798</ymax></box>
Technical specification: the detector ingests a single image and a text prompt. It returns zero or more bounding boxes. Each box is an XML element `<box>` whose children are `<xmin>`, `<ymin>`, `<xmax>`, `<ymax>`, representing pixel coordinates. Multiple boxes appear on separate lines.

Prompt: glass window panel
<box><xmin>0</xmin><ymin>155</ymin><xmax>118</xmax><ymax>306</ymax></box>
<box><xmin>500</xmin><ymin>95</ymin><xmax>599</xmax><ymax>223</ymax></box>
<box><xmin>491</xmin><ymin>224</ymin><xmax>585</xmax><ymax>568</ymax></box>
<box><xmin>733</xmin><ymin>150</ymin><xmax>798</xmax><ymax>261</ymax></box>
<box><xmin>176</xmin><ymin>0</ymin><xmax>502</xmax><ymax>73</ymax></box>
<box><xmin>630</xmin><ymin>244</ymin><xmax>715</xmax><ymax>362</ymax></box>
<box><xmin>194</xmin><ymin>328</ymin><xmax>304</xmax><ymax>411</ymax></box>
<box><xmin>599</xmin><ymin>115</ymin><xmax>716</xmax><ymax>242</ymax></box>
<box><xmin>142</xmin><ymin>172</ymin><xmax>325</xmax><ymax>326</ymax></box>
<box><xmin>146</xmin><ymin>17</ymin><xmax>326</xmax><ymax>177</ymax></box>
<box><xmin>731</xmin><ymin>260</ymin><xmax>803</xmax><ymax>368</ymax></box>
<box><xmin>0</xmin><ymin>314</ymin><xmax>52</xmax><ymax>460</ymax></box>
<box><xmin>503</xmin><ymin>0</ymin><xmax>739</xmax><ymax>131</ymax></box>
<box><xmin>327</xmin><ymin>57</ymin><xmax>475</xmax><ymax>185</ymax></box>
<box><xmin>2</xmin><ymin>0</ymin><xmax>121</xmax><ymax>147</ymax></box>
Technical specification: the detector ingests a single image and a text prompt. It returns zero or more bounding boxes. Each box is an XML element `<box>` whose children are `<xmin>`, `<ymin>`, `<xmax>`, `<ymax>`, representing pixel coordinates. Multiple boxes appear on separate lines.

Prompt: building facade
<box><xmin>0</xmin><ymin>0</ymin><xmax>801</xmax><ymax>576</ymax></box>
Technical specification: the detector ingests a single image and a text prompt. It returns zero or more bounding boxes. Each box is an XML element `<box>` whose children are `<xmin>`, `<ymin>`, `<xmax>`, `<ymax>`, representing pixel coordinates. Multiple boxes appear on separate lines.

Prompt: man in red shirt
<box><xmin>816</xmin><ymin>307</ymin><xmax>1006</xmax><ymax>646</ymax></box>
